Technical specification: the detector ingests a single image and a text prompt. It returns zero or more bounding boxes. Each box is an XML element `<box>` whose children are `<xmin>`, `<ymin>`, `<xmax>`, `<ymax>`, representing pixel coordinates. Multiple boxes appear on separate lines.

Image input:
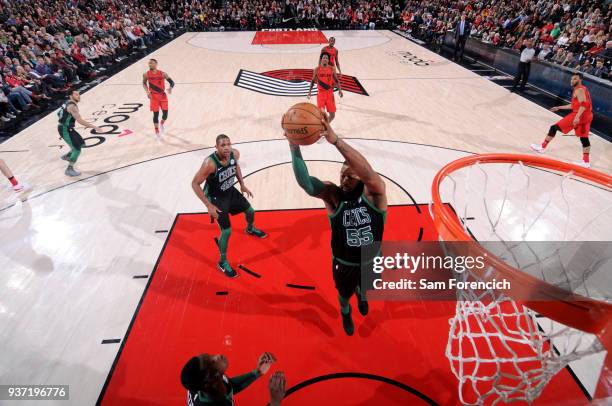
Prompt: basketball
<box><xmin>281</xmin><ymin>102</ymin><xmax>325</xmax><ymax>145</ymax></box>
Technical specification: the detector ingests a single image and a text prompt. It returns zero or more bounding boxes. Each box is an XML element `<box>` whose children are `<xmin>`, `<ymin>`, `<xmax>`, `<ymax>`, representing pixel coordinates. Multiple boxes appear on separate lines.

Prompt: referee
<box><xmin>512</xmin><ymin>39</ymin><xmax>536</xmax><ymax>93</ymax></box>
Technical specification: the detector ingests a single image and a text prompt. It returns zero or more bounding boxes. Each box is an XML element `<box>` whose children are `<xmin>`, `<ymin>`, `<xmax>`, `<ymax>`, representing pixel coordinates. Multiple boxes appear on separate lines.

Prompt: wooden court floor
<box><xmin>0</xmin><ymin>31</ymin><xmax>610</xmax><ymax>405</ymax></box>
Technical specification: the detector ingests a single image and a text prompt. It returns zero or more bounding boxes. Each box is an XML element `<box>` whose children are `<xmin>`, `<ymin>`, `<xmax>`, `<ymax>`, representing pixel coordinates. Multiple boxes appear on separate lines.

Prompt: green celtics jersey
<box><xmin>205</xmin><ymin>151</ymin><xmax>238</xmax><ymax>197</ymax></box>
<box><xmin>329</xmin><ymin>183</ymin><xmax>386</xmax><ymax>265</ymax></box>
<box><xmin>57</xmin><ymin>101</ymin><xmax>77</xmax><ymax>129</ymax></box>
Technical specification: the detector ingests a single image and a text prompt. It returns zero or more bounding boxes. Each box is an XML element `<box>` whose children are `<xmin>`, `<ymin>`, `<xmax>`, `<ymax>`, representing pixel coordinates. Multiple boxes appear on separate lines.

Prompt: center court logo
<box><xmin>234</xmin><ymin>69</ymin><xmax>369</xmax><ymax>97</ymax></box>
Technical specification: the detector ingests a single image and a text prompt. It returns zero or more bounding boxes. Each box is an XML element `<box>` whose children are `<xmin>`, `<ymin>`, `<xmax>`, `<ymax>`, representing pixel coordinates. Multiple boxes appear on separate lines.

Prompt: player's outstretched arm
<box><xmin>289</xmin><ymin>142</ymin><xmax>339</xmax><ymax>209</ymax></box>
<box><xmin>551</xmin><ymin>103</ymin><xmax>572</xmax><ymax>112</ymax></box>
<box><xmin>321</xmin><ymin>118</ymin><xmax>385</xmax><ymax>199</ymax></box>
<box><xmin>268</xmin><ymin>371</ymin><xmax>286</xmax><ymax>406</ymax></box>
<box><xmin>68</xmin><ymin>105</ymin><xmax>102</xmax><ymax>132</ymax></box>
<box><xmin>290</xmin><ymin>143</ymin><xmax>339</xmax><ymax>211</ymax></box>
<box><xmin>290</xmin><ymin>143</ymin><xmax>325</xmax><ymax>197</ymax></box>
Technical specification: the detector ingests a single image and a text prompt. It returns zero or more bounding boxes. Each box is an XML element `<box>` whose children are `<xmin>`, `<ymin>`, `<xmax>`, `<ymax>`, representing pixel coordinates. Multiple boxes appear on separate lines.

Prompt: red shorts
<box><xmin>317</xmin><ymin>90</ymin><xmax>336</xmax><ymax>113</ymax></box>
<box><xmin>556</xmin><ymin>113</ymin><xmax>592</xmax><ymax>138</ymax></box>
<box><xmin>150</xmin><ymin>94</ymin><xmax>168</xmax><ymax>112</ymax></box>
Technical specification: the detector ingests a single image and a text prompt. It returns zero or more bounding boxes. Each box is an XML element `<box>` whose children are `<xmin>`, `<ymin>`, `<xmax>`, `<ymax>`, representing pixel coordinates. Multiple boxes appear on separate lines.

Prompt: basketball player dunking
<box><xmin>308</xmin><ymin>53</ymin><xmax>343</xmax><ymax>123</ymax></box>
<box><xmin>530</xmin><ymin>73</ymin><xmax>594</xmax><ymax>168</ymax></box>
<box><xmin>191</xmin><ymin>134</ymin><xmax>267</xmax><ymax>278</ymax></box>
<box><xmin>57</xmin><ymin>90</ymin><xmax>102</xmax><ymax>177</ymax></box>
<box><xmin>289</xmin><ymin>116</ymin><xmax>387</xmax><ymax>336</ymax></box>
<box><xmin>321</xmin><ymin>37</ymin><xmax>341</xmax><ymax>75</ymax></box>
<box><xmin>142</xmin><ymin>59</ymin><xmax>175</xmax><ymax>137</ymax></box>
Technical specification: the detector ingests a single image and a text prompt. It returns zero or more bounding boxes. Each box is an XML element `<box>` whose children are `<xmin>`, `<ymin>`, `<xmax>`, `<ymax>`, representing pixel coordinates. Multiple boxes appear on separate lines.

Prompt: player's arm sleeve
<box><xmin>290</xmin><ymin>145</ymin><xmax>325</xmax><ymax>197</ymax></box>
<box><xmin>162</xmin><ymin>72</ymin><xmax>175</xmax><ymax>88</ymax></box>
<box><xmin>229</xmin><ymin>370</ymin><xmax>261</xmax><ymax>395</ymax></box>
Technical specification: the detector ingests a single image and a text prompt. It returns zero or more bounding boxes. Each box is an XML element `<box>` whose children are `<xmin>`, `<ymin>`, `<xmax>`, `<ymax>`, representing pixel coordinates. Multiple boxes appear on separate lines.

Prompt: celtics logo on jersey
<box><xmin>205</xmin><ymin>151</ymin><xmax>239</xmax><ymax>197</ymax></box>
<box><xmin>330</xmin><ymin>190</ymin><xmax>385</xmax><ymax>264</ymax></box>
<box><xmin>343</xmin><ymin>207</ymin><xmax>374</xmax><ymax>247</ymax></box>
<box><xmin>219</xmin><ymin>166</ymin><xmax>237</xmax><ymax>191</ymax></box>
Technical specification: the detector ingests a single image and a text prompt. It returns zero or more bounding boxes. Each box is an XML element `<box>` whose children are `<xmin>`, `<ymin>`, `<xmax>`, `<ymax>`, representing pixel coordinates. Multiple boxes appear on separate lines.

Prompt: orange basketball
<box><xmin>281</xmin><ymin>102</ymin><xmax>325</xmax><ymax>145</ymax></box>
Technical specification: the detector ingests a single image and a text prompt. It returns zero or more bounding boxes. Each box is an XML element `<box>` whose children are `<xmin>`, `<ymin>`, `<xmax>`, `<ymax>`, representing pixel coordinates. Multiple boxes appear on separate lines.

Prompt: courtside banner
<box><xmin>360</xmin><ymin>241</ymin><xmax>612</xmax><ymax>301</ymax></box>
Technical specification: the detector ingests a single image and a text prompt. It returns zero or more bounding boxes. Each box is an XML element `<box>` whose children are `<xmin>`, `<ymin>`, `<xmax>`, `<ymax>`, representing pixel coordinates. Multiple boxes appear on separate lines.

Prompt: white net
<box><xmin>432</xmin><ymin>157</ymin><xmax>612</xmax><ymax>405</ymax></box>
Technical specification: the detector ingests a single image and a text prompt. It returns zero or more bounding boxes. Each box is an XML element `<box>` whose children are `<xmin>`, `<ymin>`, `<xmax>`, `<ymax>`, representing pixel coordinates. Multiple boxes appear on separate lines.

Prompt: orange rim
<box><xmin>431</xmin><ymin>154</ymin><xmax>612</xmax><ymax>395</ymax></box>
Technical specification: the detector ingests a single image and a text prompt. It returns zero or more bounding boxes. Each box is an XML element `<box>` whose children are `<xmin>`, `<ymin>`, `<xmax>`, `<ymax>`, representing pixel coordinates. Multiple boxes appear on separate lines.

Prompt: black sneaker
<box><xmin>246</xmin><ymin>226</ymin><xmax>267</xmax><ymax>238</ymax></box>
<box><xmin>341</xmin><ymin>306</ymin><xmax>354</xmax><ymax>336</ymax></box>
<box><xmin>357</xmin><ymin>294</ymin><xmax>369</xmax><ymax>316</ymax></box>
<box><xmin>217</xmin><ymin>261</ymin><xmax>238</xmax><ymax>278</ymax></box>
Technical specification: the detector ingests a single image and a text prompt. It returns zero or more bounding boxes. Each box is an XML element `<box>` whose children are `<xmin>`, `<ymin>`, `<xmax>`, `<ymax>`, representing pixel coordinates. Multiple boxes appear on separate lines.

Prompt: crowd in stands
<box><xmin>399</xmin><ymin>0</ymin><xmax>611</xmax><ymax>80</ymax></box>
<box><xmin>180</xmin><ymin>0</ymin><xmax>404</xmax><ymax>31</ymax></box>
<box><xmin>0</xmin><ymin>0</ymin><xmax>609</xmax><ymax>128</ymax></box>
<box><xmin>0</xmin><ymin>0</ymin><xmax>178</xmax><ymax>126</ymax></box>
<box><xmin>176</xmin><ymin>0</ymin><xmax>610</xmax><ymax>79</ymax></box>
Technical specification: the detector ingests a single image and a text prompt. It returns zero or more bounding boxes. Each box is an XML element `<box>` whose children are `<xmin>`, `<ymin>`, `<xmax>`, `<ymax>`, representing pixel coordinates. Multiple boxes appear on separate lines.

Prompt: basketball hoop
<box><xmin>430</xmin><ymin>154</ymin><xmax>612</xmax><ymax>405</ymax></box>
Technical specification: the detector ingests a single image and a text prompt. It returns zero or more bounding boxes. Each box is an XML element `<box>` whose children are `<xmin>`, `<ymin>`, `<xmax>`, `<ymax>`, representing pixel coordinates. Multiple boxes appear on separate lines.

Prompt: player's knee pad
<box><xmin>580</xmin><ymin>137</ymin><xmax>590</xmax><ymax>148</ymax></box>
<box><xmin>548</xmin><ymin>125</ymin><xmax>560</xmax><ymax>137</ymax></box>
<box><xmin>161</xmin><ymin>110</ymin><xmax>168</xmax><ymax>120</ymax></box>
<box><xmin>153</xmin><ymin>111</ymin><xmax>159</xmax><ymax>124</ymax></box>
